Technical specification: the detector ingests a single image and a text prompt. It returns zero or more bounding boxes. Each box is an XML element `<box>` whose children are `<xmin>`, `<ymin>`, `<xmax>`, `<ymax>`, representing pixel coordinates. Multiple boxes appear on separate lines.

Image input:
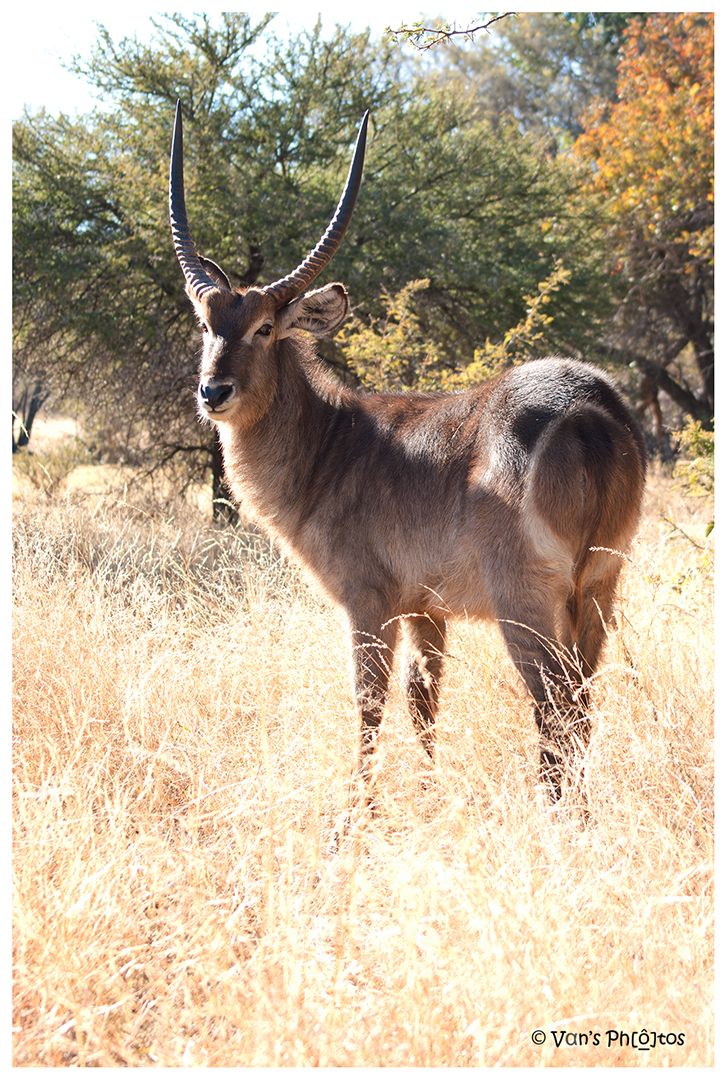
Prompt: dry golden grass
<box><xmin>12</xmin><ymin>462</ymin><xmax>713</xmax><ymax>1066</ymax></box>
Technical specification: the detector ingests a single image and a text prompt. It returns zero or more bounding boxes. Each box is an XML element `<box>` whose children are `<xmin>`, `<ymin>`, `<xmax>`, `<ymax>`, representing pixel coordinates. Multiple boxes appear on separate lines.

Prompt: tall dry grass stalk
<box><xmin>12</xmin><ymin>464</ymin><xmax>713</xmax><ymax>1066</ymax></box>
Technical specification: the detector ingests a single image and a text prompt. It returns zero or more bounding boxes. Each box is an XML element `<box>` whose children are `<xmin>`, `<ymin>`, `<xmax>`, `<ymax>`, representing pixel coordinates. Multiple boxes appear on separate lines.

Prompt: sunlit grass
<box><xmin>12</xmin><ymin>461</ymin><xmax>713</xmax><ymax>1066</ymax></box>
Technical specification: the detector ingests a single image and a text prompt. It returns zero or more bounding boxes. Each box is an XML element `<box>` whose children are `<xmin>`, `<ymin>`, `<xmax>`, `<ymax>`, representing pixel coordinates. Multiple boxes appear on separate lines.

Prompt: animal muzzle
<box><xmin>198</xmin><ymin>381</ymin><xmax>235</xmax><ymax>414</ymax></box>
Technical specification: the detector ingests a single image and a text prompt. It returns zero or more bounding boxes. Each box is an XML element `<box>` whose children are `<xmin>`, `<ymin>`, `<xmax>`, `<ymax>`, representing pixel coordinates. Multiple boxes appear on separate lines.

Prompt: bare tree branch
<box><xmin>386</xmin><ymin>13</ymin><xmax>515</xmax><ymax>51</ymax></box>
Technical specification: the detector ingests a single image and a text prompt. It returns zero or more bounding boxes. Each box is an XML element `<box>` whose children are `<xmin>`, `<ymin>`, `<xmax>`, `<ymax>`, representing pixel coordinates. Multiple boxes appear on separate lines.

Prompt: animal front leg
<box><xmin>402</xmin><ymin>612</ymin><xmax>447</xmax><ymax>762</ymax></box>
<box><xmin>349</xmin><ymin>626</ymin><xmax>397</xmax><ymax>809</ymax></box>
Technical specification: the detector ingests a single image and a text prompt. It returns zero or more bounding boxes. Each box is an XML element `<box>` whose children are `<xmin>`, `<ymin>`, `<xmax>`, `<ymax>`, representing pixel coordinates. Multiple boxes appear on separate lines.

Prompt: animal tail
<box><xmin>529</xmin><ymin>401</ymin><xmax>646</xmax><ymax>638</ymax></box>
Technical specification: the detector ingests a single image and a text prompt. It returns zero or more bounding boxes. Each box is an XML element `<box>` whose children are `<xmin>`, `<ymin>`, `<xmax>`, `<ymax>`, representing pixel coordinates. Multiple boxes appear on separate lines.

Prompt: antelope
<box><xmin>169</xmin><ymin>102</ymin><xmax>646</xmax><ymax>810</ymax></box>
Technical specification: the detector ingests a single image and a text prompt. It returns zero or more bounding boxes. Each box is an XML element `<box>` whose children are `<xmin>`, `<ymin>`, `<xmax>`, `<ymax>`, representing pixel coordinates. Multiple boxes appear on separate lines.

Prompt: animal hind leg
<box><xmin>572</xmin><ymin>554</ymin><xmax>623</xmax><ymax>679</ymax></box>
<box><xmin>498</xmin><ymin>604</ymin><xmax>590</xmax><ymax>803</ymax></box>
<box><xmin>401</xmin><ymin>612</ymin><xmax>447</xmax><ymax>761</ymax></box>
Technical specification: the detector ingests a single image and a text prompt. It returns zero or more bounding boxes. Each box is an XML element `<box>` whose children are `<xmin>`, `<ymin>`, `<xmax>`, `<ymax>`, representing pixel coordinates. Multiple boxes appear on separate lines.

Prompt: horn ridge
<box><xmin>265</xmin><ymin>110</ymin><xmax>369</xmax><ymax>306</ymax></box>
<box><xmin>169</xmin><ymin>99</ymin><xmax>220</xmax><ymax>300</ymax></box>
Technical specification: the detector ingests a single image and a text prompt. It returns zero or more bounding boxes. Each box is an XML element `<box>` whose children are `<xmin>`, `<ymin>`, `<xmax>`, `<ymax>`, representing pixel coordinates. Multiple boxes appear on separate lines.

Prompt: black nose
<box><xmin>199</xmin><ymin>382</ymin><xmax>233</xmax><ymax>410</ymax></box>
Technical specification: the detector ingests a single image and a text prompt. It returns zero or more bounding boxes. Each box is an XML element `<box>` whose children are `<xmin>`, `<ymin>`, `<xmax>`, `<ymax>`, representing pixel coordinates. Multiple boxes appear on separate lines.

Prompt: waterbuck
<box><xmin>169</xmin><ymin>102</ymin><xmax>646</xmax><ymax>809</ymax></box>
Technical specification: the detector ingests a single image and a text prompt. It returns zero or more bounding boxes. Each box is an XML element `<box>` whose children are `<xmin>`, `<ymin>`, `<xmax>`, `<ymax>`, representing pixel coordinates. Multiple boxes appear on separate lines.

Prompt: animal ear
<box><xmin>277</xmin><ymin>283</ymin><xmax>349</xmax><ymax>337</ymax></box>
<box><xmin>198</xmin><ymin>256</ymin><xmax>232</xmax><ymax>292</ymax></box>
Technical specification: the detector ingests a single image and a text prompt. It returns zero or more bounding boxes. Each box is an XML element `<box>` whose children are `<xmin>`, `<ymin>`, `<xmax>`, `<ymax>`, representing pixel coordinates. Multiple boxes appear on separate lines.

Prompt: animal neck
<box><xmin>217</xmin><ymin>337</ymin><xmax>344</xmax><ymax>538</ymax></box>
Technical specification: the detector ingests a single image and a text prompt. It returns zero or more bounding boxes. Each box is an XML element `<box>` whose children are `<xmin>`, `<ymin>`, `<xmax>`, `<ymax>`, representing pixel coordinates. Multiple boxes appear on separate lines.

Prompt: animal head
<box><xmin>169</xmin><ymin>101</ymin><xmax>368</xmax><ymax>424</ymax></box>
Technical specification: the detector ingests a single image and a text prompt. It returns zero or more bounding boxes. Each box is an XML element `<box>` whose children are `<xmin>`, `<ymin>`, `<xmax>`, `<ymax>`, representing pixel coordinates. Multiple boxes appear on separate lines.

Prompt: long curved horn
<box><xmin>264</xmin><ymin>111</ymin><xmax>369</xmax><ymax>307</ymax></box>
<box><xmin>169</xmin><ymin>100</ymin><xmax>221</xmax><ymax>300</ymax></box>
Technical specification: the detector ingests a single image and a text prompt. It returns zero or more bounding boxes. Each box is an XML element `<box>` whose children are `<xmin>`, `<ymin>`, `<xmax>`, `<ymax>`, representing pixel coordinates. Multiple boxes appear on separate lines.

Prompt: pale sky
<box><xmin>9</xmin><ymin>4</ymin><xmax>680</xmax><ymax>121</ymax></box>
<box><xmin>8</xmin><ymin>4</ymin><xmax>439</xmax><ymax>119</ymax></box>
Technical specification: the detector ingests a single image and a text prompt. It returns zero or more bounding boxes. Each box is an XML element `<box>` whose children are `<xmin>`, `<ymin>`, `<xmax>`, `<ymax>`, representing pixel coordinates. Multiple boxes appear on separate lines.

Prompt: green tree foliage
<box><xmin>574</xmin><ymin>12</ymin><xmax>714</xmax><ymax>426</ymax></box>
<box><xmin>338</xmin><ymin>261</ymin><xmax>572</xmax><ymax>392</ymax></box>
<box><xmin>14</xmin><ymin>12</ymin><xmax>596</xmax><ymax>498</ymax></box>
<box><xmin>15</xmin><ymin>10</ymin><xmax>712</xmax><ymax>506</ymax></box>
<box><xmin>334</xmin><ymin>280</ymin><xmax>449</xmax><ymax>391</ymax></box>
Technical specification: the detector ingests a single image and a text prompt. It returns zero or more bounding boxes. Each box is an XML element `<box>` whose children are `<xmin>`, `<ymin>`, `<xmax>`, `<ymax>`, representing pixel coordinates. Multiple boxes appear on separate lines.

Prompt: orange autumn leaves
<box><xmin>575</xmin><ymin>13</ymin><xmax>713</xmax><ymax>275</ymax></box>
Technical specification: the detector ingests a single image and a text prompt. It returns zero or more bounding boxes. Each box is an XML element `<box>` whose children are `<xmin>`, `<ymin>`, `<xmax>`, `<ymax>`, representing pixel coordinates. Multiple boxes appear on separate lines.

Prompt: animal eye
<box><xmin>256</xmin><ymin>323</ymin><xmax>273</xmax><ymax>337</ymax></box>
<box><xmin>200</xmin><ymin>324</ymin><xmax>209</xmax><ymax>334</ymax></box>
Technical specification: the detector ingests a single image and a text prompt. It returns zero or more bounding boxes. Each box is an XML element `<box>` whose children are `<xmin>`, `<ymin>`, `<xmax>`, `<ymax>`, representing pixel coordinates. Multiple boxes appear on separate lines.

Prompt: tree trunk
<box><xmin>12</xmin><ymin>383</ymin><xmax>48</xmax><ymax>453</ymax></box>
<box><xmin>632</xmin><ymin>355</ymin><xmax>713</xmax><ymax>429</ymax></box>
